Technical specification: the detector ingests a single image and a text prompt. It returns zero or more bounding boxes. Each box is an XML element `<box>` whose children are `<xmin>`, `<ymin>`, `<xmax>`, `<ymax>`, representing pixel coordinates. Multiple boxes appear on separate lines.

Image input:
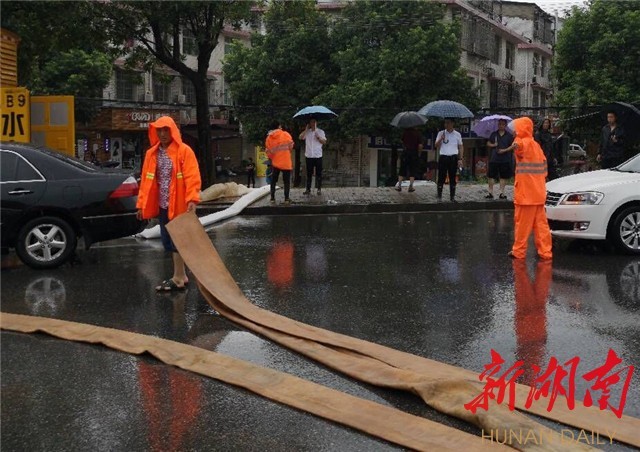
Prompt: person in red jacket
<box><xmin>266</xmin><ymin>120</ymin><xmax>294</xmax><ymax>205</ymax></box>
<box><xmin>508</xmin><ymin>117</ymin><xmax>552</xmax><ymax>260</ymax></box>
<box><xmin>137</xmin><ymin>116</ymin><xmax>202</xmax><ymax>291</ymax></box>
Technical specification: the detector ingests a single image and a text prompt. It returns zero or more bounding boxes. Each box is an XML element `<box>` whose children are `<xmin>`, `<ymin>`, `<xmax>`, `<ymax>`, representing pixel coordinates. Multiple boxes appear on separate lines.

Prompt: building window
<box><xmin>183</xmin><ymin>28</ymin><xmax>197</xmax><ymax>55</ymax></box>
<box><xmin>183</xmin><ymin>78</ymin><xmax>196</xmax><ymax>105</ymax></box>
<box><xmin>153</xmin><ymin>75</ymin><xmax>172</xmax><ymax>103</ymax></box>
<box><xmin>540</xmin><ymin>57</ymin><xmax>546</xmax><ymax>78</ymax></box>
<box><xmin>505</xmin><ymin>42</ymin><xmax>515</xmax><ymax>70</ymax></box>
<box><xmin>532</xmin><ymin>90</ymin><xmax>540</xmax><ymax>108</ymax></box>
<box><xmin>492</xmin><ymin>35</ymin><xmax>501</xmax><ymax>65</ymax></box>
<box><xmin>533</xmin><ymin>53</ymin><xmax>540</xmax><ymax>76</ymax></box>
<box><xmin>115</xmin><ymin>70</ymin><xmax>135</xmax><ymax>100</ymax></box>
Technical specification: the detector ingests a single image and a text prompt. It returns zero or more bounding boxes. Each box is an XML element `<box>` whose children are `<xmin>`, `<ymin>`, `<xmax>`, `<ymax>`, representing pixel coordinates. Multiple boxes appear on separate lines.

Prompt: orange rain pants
<box><xmin>511</xmin><ymin>205</ymin><xmax>552</xmax><ymax>259</ymax></box>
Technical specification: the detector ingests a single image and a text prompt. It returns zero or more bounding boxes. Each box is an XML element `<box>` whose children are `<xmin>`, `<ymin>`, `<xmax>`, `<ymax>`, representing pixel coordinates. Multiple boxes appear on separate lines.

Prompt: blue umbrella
<box><xmin>418</xmin><ymin>100</ymin><xmax>474</xmax><ymax>119</ymax></box>
<box><xmin>472</xmin><ymin>114</ymin><xmax>513</xmax><ymax>139</ymax></box>
<box><xmin>293</xmin><ymin>105</ymin><xmax>338</xmax><ymax>122</ymax></box>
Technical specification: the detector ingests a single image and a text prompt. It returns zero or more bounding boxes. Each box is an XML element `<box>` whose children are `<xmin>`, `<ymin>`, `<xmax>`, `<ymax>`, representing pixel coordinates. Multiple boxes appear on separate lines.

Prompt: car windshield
<box><xmin>613</xmin><ymin>153</ymin><xmax>640</xmax><ymax>173</ymax></box>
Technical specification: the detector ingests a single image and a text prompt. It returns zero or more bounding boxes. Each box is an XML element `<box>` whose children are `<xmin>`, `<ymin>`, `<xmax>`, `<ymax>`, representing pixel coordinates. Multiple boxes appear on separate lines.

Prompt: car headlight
<box><xmin>560</xmin><ymin>192</ymin><xmax>604</xmax><ymax>205</ymax></box>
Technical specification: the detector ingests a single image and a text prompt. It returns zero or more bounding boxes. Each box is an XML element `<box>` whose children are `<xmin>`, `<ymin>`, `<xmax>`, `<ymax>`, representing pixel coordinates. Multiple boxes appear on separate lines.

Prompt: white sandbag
<box><xmin>200</xmin><ymin>182</ymin><xmax>251</xmax><ymax>202</ymax></box>
<box><xmin>137</xmin><ymin>185</ymin><xmax>272</xmax><ymax>239</ymax></box>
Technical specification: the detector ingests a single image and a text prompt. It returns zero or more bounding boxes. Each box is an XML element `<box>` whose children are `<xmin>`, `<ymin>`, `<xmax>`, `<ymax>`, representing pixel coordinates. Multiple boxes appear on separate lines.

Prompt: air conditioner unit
<box><xmin>144</xmin><ymin>93</ymin><xmax>154</xmax><ymax>102</ymax></box>
<box><xmin>177</xmin><ymin>94</ymin><xmax>186</xmax><ymax>104</ymax></box>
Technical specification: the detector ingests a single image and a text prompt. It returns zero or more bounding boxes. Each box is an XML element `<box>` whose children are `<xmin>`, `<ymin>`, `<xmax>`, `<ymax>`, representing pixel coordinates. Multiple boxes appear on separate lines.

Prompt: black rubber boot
<box><xmin>437</xmin><ymin>185</ymin><xmax>443</xmax><ymax>200</ymax></box>
<box><xmin>450</xmin><ymin>185</ymin><xmax>457</xmax><ymax>202</ymax></box>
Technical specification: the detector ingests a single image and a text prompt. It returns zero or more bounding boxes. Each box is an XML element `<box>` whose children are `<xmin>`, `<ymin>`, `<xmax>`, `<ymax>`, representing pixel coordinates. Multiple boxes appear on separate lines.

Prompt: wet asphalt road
<box><xmin>2</xmin><ymin>211</ymin><xmax>640</xmax><ymax>451</ymax></box>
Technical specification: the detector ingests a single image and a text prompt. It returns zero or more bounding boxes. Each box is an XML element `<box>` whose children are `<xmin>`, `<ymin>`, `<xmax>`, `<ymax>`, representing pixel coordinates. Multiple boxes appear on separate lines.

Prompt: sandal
<box><xmin>156</xmin><ymin>279</ymin><xmax>186</xmax><ymax>292</ymax></box>
<box><xmin>499</xmin><ymin>193</ymin><xmax>507</xmax><ymax>199</ymax></box>
<box><xmin>485</xmin><ymin>193</ymin><xmax>494</xmax><ymax>199</ymax></box>
<box><xmin>408</xmin><ymin>187</ymin><xmax>415</xmax><ymax>192</ymax></box>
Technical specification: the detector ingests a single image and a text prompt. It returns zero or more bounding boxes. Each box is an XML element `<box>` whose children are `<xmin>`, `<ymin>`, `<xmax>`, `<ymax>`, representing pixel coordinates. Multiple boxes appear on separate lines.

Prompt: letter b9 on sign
<box><xmin>0</xmin><ymin>87</ymin><xmax>30</xmax><ymax>143</ymax></box>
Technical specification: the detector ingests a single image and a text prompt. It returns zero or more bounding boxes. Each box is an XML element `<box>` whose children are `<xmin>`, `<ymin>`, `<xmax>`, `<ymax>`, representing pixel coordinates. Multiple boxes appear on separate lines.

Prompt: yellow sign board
<box><xmin>255</xmin><ymin>145</ymin><xmax>268</xmax><ymax>177</ymax></box>
<box><xmin>0</xmin><ymin>87</ymin><xmax>30</xmax><ymax>143</ymax></box>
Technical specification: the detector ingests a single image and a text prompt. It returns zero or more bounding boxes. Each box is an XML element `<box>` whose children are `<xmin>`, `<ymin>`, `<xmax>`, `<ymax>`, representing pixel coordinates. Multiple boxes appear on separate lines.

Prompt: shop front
<box><xmin>76</xmin><ymin>107</ymin><xmax>181</xmax><ymax>173</ymax></box>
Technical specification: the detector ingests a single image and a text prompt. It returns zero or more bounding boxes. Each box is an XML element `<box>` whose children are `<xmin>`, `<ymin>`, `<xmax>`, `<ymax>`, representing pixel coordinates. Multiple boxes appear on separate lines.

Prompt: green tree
<box><xmin>224</xmin><ymin>0</ymin><xmax>336</xmax><ymax>143</ymax></box>
<box><xmin>97</xmin><ymin>1</ymin><xmax>255</xmax><ymax>186</ymax></box>
<box><xmin>317</xmin><ymin>0</ymin><xmax>478</xmax><ymax>140</ymax></box>
<box><xmin>1</xmin><ymin>2</ymin><xmax>116</xmax><ymax>121</ymax></box>
<box><xmin>554</xmin><ymin>0</ymin><xmax>640</xmax><ymax>107</ymax></box>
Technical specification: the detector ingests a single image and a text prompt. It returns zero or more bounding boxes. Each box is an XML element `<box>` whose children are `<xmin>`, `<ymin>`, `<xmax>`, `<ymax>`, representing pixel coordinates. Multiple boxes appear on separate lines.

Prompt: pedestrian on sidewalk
<box><xmin>266</xmin><ymin>120</ymin><xmax>294</xmax><ymax>205</ymax></box>
<box><xmin>508</xmin><ymin>117</ymin><xmax>552</xmax><ymax>260</ymax></box>
<box><xmin>435</xmin><ymin>118</ymin><xmax>464</xmax><ymax>202</ymax></box>
<box><xmin>136</xmin><ymin>116</ymin><xmax>201</xmax><ymax>291</ymax></box>
<box><xmin>299</xmin><ymin>118</ymin><xmax>327</xmax><ymax>195</ymax></box>
<box><xmin>246</xmin><ymin>157</ymin><xmax>256</xmax><ymax>188</ymax></box>
<box><xmin>534</xmin><ymin>118</ymin><xmax>558</xmax><ymax>181</ymax></box>
<box><xmin>486</xmin><ymin>118</ymin><xmax>515</xmax><ymax>199</ymax></box>
<box><xmin>395</xmin><ymin>127</ymin><xmax>423</xmax><ymax>192</ymax></box>
<box><xmin>597</xmin><ymin>111</ymin><xmax>626</xmax><ymax>169</ymax></box>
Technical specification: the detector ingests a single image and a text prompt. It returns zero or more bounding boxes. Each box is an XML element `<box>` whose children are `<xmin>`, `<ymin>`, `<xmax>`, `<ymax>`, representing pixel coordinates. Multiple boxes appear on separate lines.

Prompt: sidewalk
<box><xmin>198</xmin><ymin>182</ymin><xmax>515</xmax><ymax>215</ymax></box>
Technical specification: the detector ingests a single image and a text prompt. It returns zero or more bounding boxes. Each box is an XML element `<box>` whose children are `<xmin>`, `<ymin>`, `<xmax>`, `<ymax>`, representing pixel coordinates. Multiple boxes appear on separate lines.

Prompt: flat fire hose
<box><xmin>0</xmin><ymin>312</ymin><xmax>505</xmax><ymax>452</ymax></box>
<box><xmin>164</xmin><ymin>212</ymin><xmax>639</xmax><ymax>451</ymax></box>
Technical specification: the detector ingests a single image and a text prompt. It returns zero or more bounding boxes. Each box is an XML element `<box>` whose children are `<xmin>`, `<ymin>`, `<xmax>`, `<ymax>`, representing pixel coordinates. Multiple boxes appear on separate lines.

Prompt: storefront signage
<box><xmin>126</xmin><ymin>111</ymin><xmax>173</xmax><ymax>128</ymax></box>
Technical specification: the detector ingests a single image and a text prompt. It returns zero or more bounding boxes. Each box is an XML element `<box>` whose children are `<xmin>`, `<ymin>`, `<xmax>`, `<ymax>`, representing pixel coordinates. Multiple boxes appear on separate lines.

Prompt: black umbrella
<box><xmin>390</xmin><ymin>111</ymin><xmax>427</xmax><ymax>128</ymax></box>
<box><xmin>602</xmin><ymin>101</ymin><xmax>640</xmax><ymax>142</ymax></box>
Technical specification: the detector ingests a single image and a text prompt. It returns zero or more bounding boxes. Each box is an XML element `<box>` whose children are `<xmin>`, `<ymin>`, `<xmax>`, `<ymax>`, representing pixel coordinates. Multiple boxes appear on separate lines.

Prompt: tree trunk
<box><xmin>194</xmin><ymin>78</ymin><xmax>212</xmax><ymax>187</ymax></box>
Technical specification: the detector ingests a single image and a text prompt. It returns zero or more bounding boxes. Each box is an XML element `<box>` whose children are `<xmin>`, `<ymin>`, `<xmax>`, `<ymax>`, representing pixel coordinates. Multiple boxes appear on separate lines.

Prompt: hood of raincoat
<box><xmin>148</xmin><ymin>116</ymin><xmax>183</xmax><ymax>148</ymax></box>
<box><xmin>509</xmin><ymin>117</ymin><xmax>534</xmax><ymax>140</ymax></box>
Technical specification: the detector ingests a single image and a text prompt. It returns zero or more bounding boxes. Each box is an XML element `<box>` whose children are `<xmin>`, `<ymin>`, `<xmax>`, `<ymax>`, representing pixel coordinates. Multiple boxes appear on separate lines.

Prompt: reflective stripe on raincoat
<box><xmin>136</xmin><ymin>116</ymin><xmax>201</xmax><ymax>220</ymax></box>
<box><xmin>512</xmin><ymin>117</ymin><xmax>547</xmax><ymax>205</ymax></box>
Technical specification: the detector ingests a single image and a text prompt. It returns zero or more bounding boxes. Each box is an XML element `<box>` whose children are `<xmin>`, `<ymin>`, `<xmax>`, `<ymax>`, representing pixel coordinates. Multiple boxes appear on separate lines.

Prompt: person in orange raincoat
<box><xmin>508</xmin><ymin>117</ymin><xmax>552</xmax><ymax>260</ymax></box>
<box><xmin>137</xmin><ymin>116</ymin><xmax>201</xmax><ymax>291</ymax></box>
<box><xmin>265</xmin><ymin>120</ymin><xmax>294</xmax><ymax>205</ymax></box>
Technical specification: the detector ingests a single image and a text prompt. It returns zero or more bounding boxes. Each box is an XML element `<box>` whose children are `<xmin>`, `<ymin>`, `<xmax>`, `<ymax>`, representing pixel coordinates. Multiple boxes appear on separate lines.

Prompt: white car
<box><xmin>545</xmin><ymin>153</ymin><xmax>640</xmax><ymax>254</ymax></box>
<box><xmin>568</xmin><ymin>143</ymin><xmax>587</xmax><ymax>159</ymax></box>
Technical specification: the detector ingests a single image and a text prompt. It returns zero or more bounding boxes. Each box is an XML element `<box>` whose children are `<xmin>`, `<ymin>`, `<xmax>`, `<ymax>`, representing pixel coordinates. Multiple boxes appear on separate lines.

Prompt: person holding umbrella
<box><xmin>435</xmin><ymin>118</ymin><xmax>464</xmax><ymax>202</ymax></box>
<box><xmin>395</xmin><ymin>127</ymin><xmax>423</xmax><ymax>192</ymax></box>
<box><xmin>299</xmin><ymin>118</ymin><xmax>327</xmax><ymax>195</ymax></box>
<box><xmin>266</xmin><ymin>120</ymin><xmax>294</xmax><ymax>205</ymax></box>
<box><xmin>597</xmin><ymin>111</ymin><xmax>626</xmax><ymax>169</ymax></box>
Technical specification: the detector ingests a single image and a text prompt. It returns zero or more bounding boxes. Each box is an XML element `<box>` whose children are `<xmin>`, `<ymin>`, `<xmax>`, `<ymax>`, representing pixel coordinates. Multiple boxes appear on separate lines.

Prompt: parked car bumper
<box><xmin>545</xmin><ymin>204</ymin><xmax>609</xmax><ymax>240</ymax></box>
<box><xmin>81</xmin><ymin>212</ymin><xmax>147</xmax><ymax>248</ymax></box>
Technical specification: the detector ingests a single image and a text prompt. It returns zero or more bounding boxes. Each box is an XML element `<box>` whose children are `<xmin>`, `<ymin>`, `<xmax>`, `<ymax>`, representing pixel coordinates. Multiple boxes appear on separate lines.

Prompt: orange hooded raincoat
<box><xmin>136</xmin><ymin>116</ymin><xmax>201</xmax><ymax>220</ymax></box>
<box><xmin>265</xmin><ymin>128</ymin><xmax>293</xmax><ymax>170</ymax></box>
<box><xmin>510</xmin><ymin>117</ymin><xmax>552</xmax><ymax>259</ymax></box>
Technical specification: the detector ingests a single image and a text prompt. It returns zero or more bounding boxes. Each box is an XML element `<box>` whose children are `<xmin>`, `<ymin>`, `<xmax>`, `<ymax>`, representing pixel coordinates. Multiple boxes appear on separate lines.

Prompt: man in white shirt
<box><xmin>299</xmin><ymin>119</ymin><xmax>327</xmax><ymax>195</ymax></box>
<box><xmin>435</xmin><ymin>118</ymin><xmax>464</xmax><ymax>202</ymax></box>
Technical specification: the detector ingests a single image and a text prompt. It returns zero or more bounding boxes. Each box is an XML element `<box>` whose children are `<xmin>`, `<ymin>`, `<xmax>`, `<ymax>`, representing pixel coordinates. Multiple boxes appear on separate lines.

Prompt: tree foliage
<box><xmin>318</xmin><ymin>1</ymin><xmax>478</xmax><ymax>139</ymax></box>
<box><xmin>95</xmin><ymin>1</ymin><xmax>255</xmax><ymax>186</ymax></box>
<box><xmin>554</xmin><ymin>0</ymin><xmax>640</xmax><ymax>106</ymax></box>
<box><xmin>224</xmin><ymin>0</ymin><xmax>336</xmax><ymax>143</ymax></box>
<box><xmin>226</xmin><ymin>0</ymin><xmax>478</xmax><ymax>143</ymax></box>
<box><xmin>1</xmin><ymin>2</ymin><xmax>115</xmax><ymax>121</ymax></box>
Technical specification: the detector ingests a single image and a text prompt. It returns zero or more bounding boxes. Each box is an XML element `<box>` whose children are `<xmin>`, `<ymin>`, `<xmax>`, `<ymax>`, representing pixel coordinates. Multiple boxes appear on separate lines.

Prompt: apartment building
<box><xmin>76</xmin><ymin>27</ymin><xmax>250</xmax><ymax>171</ymax></box>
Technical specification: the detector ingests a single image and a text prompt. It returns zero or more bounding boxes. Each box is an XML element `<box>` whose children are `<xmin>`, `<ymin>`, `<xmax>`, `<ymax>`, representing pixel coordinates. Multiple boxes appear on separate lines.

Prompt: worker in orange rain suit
<box><xmin>508</xmin><ymin>117</ymin><xmax>553</xmax><ymax>260</ymax></box>
<box><xmin>137</xmin><ymin>115</ymin><xmax>202</xmax><ymax>291</ymax></box>
<box><xmin>265</xmin><ymin>120</ymin><xmax>294</xmax><ymax>205</ymax></box>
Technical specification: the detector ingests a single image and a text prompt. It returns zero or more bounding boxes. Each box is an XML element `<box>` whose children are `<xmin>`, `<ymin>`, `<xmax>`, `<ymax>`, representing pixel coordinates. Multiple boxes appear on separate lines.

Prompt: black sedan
<box><xmin>1</xmin><ymin>142</ymin><xmax>147</xmax><ymax>269</ymax></box>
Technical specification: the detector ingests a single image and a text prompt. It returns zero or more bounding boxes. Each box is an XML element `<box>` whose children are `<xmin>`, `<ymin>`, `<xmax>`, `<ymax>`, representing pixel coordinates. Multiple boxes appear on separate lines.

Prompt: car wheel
<box><xmin>611</xmin><ymin>206</ymin><xmax>640</xmax><ymax>255</ymax></box>
<box><xmin>16</xmin><ymin>217</ymin><xmax>77</xmax><ymax>269</ymax></box>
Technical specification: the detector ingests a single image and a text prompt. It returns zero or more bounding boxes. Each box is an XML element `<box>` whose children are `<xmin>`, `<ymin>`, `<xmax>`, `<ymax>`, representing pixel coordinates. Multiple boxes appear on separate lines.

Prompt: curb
<box><xmin>197</xmin><ymin>201</ymin><xmax>514</xmax><ymax>216</ymax></box>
